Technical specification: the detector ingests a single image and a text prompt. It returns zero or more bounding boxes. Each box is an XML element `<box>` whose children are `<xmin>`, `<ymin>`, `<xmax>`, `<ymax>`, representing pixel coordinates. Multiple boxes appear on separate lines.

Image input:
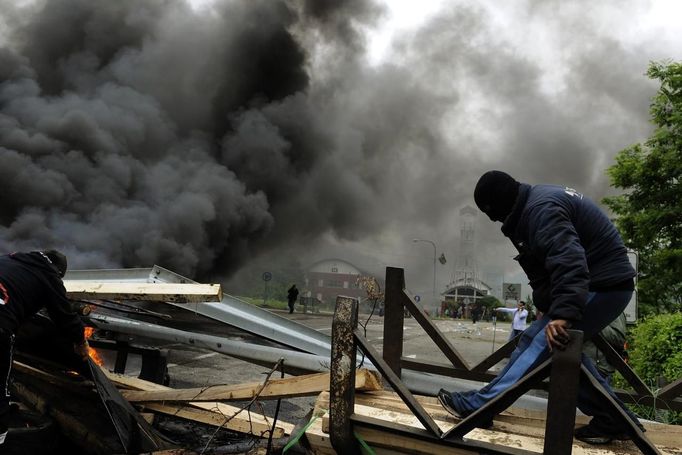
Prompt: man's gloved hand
<box><xmin>545</xmin><ymin>319</ymin><xmax>572</xmax><ymax>351</ymax></box>
<box><xmin>73</xmin><ymin>339</ymin><xmax>90</xmax><ymax>362</ymax></box>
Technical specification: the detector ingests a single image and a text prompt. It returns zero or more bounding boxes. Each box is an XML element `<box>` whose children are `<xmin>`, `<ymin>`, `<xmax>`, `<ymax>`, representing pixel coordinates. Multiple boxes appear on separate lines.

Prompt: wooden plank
<box><xmin>657</xmin><ymin>377</ymin><xmax>682</xmax><ymax>402</ymax></box>
<box><xmin>121</xmin><ymin>369</ymin><xmax>381</xmax><ymax>402</ymax></box>
<box><xmin>13</xmin><ymin>360</ymin><xmax>95</xmax><ymax>390</ymax></box>
<box><xmin>401</xmin><ymin>289</ymin><xmax>470</xmax><ymax>370</ymax></box>
<box><xmin>329</xmin><ymin>295</ymin><xmax>360</xmax><ymax>453</ymax></box>
<box><xmin>105</xmin><ymin>370</ymin><xmax>171</xmax><ymax>391</ymax></box>
<box><xmin>471</xmin><ymin>339</ymin><xmax>517</xmax><ymax>372</ymax></box>
<box><xmin>103</xmin><ymin>370</ymin><xmax>295</xmax><ymax>436</ymax></box>
<box><xmin>544</xmin><ymin>329</ymin><xmax>583</xmax><ymax>455</ymax></box>
<box><xmin>592</xmin><ymin>333</ymin><xmax>652</xmax><ymax>396</ymax></box>
<box><xmin>384</xmin><ymin>267</ymin><xmax>406</xmax><ymax>377</ymax></box>
<box><xmin>309</xmin><ymin>394</ymin><xmax>678</xmax><ymax>455</ymax></box>
<box><xmin>12</xmin><ymin>380</ymin><xmax>124</xmax><ymax>454</ymax></box>
<box><xmin>442</xmin><ymin>358</ymin><xmax>552</xmax><ymax>440</ymax></box>
<box><xmin>355</xmin><ymin>330</ymin><xmax>442</xmax><ymax>436</ymax></box>
<box><xmin>400</xmin><ymin>358</ymin><xmax>495</xmax><ymax>382</ymax></box>
<box><xmin>355</xmin><ymin>391</ymin><xmax>682</xmax><ymax>450</ymax></box>
<box><xmin>579</xmin><ymin>365</ymin><xmax>661</xmax><ymax>455</ymax></box>
<box><xmin>141</xmin><ymin>402</ymin><xmax>286</xmax><ymax>438</ymax></box>
<box><xmin>64</xmin><ymin>281</ymin><xmax>222</xmax><ymax>303</ymax></box>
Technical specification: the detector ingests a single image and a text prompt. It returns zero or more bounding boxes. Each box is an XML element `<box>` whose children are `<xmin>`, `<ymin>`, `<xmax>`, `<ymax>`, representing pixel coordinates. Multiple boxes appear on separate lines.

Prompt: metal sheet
<box><xmin>67</xmin><ymin>265</ymin><xmax>333</xmax><ymax>356</ymax></box>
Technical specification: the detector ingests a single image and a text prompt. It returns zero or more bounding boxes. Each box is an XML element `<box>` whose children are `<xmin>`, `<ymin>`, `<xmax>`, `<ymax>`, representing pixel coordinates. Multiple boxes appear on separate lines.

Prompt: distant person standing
<box><xmin>496</xmin><ymin>301</ymin><xmax>529</xmax><ymax>341</ymax></box>
<box><xmin>287</xmin><ymin>284</ymin><xmax>299</xmax><ymax>314</ymax></box>
<box><xmin>471</xmin><ymin>305</ymin><xmax>482</xmax><ymax>324</ymax></box>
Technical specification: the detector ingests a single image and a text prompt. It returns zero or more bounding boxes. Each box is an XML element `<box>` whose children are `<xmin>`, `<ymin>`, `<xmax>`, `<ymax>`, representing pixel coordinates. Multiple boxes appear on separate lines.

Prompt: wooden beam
<box><xmin>329</xmin><ymin>295</ymin><xmax>360</xmax><ymax>454</ymax></box>
<box><xmin>141</xmin><ymin>402</ymin><xmax>286</xmax><ymax>438</ymax></box>
<box><xmin>355</xmin><ymin>331</ymin><xmax>442</xmax><ymax>437</ymax></box>
<box><xmin>12</xmin><ymin>380</ymin><xmax>123</xmax><ymax>454</ymax></box>
<box><xmin>543</xmin><ymin>329</ymin><xmax>583</xmax><ymax>455</ymax></box>
<box><xmin>383</xmin><ymin>267</ymin><xmax>406</xmax><ymax>377</ymax></box>
<box><xmin>64</xmin><ymin>281</ymin><xmax>222</xmax><ymax>303</ymax></box>
<box><xmin>308</xmin><ymin>394</ymin><xmax>679</xmax><ymax>455</ymax></box>
<box><xmin>13</xmin><ymin>361</ymin><xmax>94</xmax><ymax>390</ymax></box>
<box><xmin>105</xmin><ymin>370</ymin><xmax>171</xmax><ymax>390</ymax></box>
<box><xmin>121</xmin><ymin>369</ymin><xmax>381</xmax><ymax>402</ymax></box>
<box><xmin>103</xmin><ymin>370</ymin><xmax>295</xmax><ymax>436</ymax></box>
<box><xmin>334</xmin><ymin>390</ymin><xmax>682</xmax><ymax>450</ymax></box>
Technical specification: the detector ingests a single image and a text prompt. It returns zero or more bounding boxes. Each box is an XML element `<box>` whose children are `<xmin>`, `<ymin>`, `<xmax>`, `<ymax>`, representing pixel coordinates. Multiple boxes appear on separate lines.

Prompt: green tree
<box><xmin>604</xmin><ymin>61</ymin><xmax>682</xmax><ymax>316</ymax></box>
<box><xmin>226</xmin><ymin>256</ymin><xmax>305</xmax><ymax>301</ymax></box>
<box><xmin>479</xmin><ymin>295</ymin><xmax>502</xmax><ymax>317</ymax></box>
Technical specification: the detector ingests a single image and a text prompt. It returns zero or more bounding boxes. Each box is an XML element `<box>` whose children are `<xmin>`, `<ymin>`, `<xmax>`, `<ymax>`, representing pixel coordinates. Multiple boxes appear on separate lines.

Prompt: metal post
<box><xmin>383</xmin><ymin>267</ymin><xmax>405</xmax><ymax>377</ymax></box>
<box><xmin>544</xmin><ymin>329</ymin><xmax>583</xmax><ymax>455</ymax></box>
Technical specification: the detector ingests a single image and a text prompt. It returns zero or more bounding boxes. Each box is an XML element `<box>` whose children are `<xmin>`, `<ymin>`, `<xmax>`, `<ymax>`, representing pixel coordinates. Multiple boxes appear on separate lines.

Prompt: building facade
<box><xmin>304</xmin><ymin>258</ymin><xmax>376</xmax><ymax>309</ymax></box>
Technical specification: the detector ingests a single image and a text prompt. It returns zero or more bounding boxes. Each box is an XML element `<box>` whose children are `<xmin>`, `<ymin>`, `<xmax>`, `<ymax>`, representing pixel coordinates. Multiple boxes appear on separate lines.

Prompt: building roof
<box><xmin>305</xmin><ymin>258</ymin><xmax>366</xmax><ymax>276</ymax></box>
<box><xmin>442</xmin><ymin>276</ymin><xmax>493</xmax><ymax>295</ymax></box>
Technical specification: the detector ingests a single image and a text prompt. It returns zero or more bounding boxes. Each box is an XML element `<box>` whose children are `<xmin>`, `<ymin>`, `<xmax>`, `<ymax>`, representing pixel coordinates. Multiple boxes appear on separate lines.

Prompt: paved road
<box><xmin>285</xmin><ymin>309</ymin><xmax>514</xmax><ymax>366</ymax></box>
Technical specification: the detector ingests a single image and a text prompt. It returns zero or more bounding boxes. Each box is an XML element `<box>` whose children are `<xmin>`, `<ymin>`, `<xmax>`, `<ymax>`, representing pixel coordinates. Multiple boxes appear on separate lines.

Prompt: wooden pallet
<box><xmin>305</xmin><ymin>390</ymin><xmax>682</xmax><ymax>455</ymax></box>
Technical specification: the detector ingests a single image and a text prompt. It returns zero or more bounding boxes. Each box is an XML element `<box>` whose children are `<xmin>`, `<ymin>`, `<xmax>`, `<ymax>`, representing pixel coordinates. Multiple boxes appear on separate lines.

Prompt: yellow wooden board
<box><xmin>65</xmin><ymin>281</ymin><xmax>222</xmax><ymax>303</ymax></box>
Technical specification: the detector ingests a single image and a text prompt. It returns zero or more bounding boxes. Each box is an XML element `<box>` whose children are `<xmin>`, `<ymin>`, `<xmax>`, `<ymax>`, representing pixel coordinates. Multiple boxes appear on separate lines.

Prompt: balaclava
<box><xmin>473</xmin><ymin>170</ymin><xmax>521</xmax><ymax>222</ymax></box>
<box><xmin>43</xmin><ymin>249</ymin><xmax>68</xmax><ymax>277</ymax></box>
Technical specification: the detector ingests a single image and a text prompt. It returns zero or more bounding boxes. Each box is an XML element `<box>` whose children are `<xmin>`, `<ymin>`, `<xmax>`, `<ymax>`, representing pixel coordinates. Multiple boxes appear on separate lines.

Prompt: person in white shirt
<box><xmin>496</xmin><ymin>301</ymin><xmax>529</xmax><ymax>341</ymax></box>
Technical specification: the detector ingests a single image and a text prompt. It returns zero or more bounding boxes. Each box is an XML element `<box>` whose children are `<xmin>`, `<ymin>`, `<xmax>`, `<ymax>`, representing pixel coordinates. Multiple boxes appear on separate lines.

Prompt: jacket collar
<box><xmin>501</xmin><ymin>183</ymin><xmax>531</xmax><ymax>238</ymax></box>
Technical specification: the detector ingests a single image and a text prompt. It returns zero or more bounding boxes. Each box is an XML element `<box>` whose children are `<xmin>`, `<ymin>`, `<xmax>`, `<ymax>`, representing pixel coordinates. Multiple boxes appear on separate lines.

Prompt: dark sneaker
<box><xmin>437</xmin><ymin>389</ymin><xmax>494</xmax><ymax>429</ymax></box>
<box><xmin>574</xmin><ymin>424</ymin><xmax>631</xmax><ymax>445</ymax></box>
<box><xmin>437</xmin><ymin>389</ymin><xmax>463</xmax><ymax>418</ymax></box>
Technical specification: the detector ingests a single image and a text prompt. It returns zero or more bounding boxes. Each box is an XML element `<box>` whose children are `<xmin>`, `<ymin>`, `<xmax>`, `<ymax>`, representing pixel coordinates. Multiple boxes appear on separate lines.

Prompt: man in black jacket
<box><xmin>437</xmin><ymin>171</ymin><xmax>644</xmax><ymax>444</ymax></box>
<box><xmin>287</xmin><ymin>284</ymin><xmax>299</xmax><ymax>314</ymax></box>
<box><xmin>0</xmin><ymin>250</ymin><xmax>88</xmax><ymax>443</ymax></box>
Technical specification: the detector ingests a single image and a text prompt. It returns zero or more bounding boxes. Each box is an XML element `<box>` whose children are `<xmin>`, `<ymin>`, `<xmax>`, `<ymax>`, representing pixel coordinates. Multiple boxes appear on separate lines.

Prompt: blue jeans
<box><xmin>509</xmin><ymin>328</ymin><xmax>524</xmax><ymax>341</ymax></box>
<box><xmin>450</xmin><ymin>290</ymin><xmax>641</xmax><ymax>430</ymax></box>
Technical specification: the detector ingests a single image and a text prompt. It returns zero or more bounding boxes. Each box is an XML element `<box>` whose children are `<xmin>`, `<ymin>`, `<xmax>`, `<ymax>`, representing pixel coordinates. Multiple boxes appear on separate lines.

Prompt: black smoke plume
<box><xmin>0</xmin><ymin>0</ymin><xmax>673</xmax><ymax>288</ymax></box>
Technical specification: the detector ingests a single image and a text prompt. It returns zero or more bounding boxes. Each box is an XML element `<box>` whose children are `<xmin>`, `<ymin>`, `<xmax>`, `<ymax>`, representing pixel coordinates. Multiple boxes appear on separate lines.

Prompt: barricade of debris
<box><xmin>2</xmin><ymin>274</ymin><xmax>384</xmax><ymax>454</ymax></box>
<box><xmin>6</xmin><ymin>271</ymin><xmax>681</xmax><ymax>455</ymax></box>
<box><xmin>303</xmin><ymin>390</ymin><xmax>682</xmax><ymax>455</ymax></box>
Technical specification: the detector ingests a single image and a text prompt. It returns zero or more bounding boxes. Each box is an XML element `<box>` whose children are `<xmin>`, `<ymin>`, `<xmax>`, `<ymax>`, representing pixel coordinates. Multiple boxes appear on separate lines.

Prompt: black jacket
<box><xmin>0</xmin><ymin>252</ymin><xmax>84</xmax><ymax>343</ymax></box>
<box><xmin>502</xmin><ymin>184</ymin><xmax>635</xmax><ymax>322</ymax></box>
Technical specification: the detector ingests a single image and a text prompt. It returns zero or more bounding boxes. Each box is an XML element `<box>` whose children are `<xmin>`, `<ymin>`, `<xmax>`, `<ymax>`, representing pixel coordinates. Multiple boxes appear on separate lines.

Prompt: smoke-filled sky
<box><xmin>0</xmin><ymin>0</ymin><xmax>680</xmax><ymax>300</ymax></box>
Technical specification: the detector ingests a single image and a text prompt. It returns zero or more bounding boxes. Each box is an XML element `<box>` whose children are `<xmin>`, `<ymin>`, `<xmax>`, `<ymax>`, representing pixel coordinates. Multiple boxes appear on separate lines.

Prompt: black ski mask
<box><xmin>474</xmin><ymin>171</ymin><xmax>521</xmax><ymax>222</ymax></box>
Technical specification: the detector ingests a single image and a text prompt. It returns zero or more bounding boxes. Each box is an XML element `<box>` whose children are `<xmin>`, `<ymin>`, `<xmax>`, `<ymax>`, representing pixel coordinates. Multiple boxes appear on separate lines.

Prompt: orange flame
<box><xmin>84</xmin><ymin>327</ymin><xmax>105</xmax><ymax>366</ymax></box>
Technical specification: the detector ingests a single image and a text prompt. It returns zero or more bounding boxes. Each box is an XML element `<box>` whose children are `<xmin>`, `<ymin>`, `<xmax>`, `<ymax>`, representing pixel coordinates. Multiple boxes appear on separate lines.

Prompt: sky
<box><xmin>0</xmin><ymin>0</ymin><xmax>681</xmax><ymax>304</ymax></box>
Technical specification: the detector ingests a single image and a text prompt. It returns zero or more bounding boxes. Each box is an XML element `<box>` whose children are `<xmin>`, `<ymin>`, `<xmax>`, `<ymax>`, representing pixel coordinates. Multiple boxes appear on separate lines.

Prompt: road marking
<box><xmin>167</xmin><ymin>352</ymin><xmax>219</xmax><ymax>368</ymax></box>
<box><xmin>195</xmin><ymin>352</ymin><xmax>219</xmax><ymax>360</ymax></box>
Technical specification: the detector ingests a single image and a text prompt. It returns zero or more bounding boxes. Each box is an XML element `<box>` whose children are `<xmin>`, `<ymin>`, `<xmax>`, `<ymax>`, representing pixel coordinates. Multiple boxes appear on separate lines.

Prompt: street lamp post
<box><xmin>413</xmin><ymin>238</ymin><xmax>437</xmax><ymax>306</ymax></box>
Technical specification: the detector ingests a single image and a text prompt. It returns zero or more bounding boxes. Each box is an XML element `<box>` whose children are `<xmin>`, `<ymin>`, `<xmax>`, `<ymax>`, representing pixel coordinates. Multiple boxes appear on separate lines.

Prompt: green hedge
<box><xmin>624</xmin><ymin>313</ymin><xmax>682</xmax><ymax>424</ymax></box>
<box><xmin>629</xmin><ymin>313</ymin><xmax>682</xmax><ymax>384</ymax></box>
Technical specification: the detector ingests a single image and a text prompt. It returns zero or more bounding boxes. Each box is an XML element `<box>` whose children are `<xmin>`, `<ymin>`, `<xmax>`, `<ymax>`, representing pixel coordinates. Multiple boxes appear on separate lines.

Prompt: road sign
<box><xmin>503</xmin><ymin>283</ymin><xmax>521</xmax><ymax>301</ymax></box>
<box><xmin>262</xmin><ymin>272</ymin><xmax>272</xmax><ymax>282</ymax></box>
<box><xmin>414</xmin><ymin>295</ymin><xmax>421</xmax><ymax>302</ymax></box>
<box><xmin>624</xmin><ymin>251</ymin><xmax>638</xmax><ymax>324</ymax></box>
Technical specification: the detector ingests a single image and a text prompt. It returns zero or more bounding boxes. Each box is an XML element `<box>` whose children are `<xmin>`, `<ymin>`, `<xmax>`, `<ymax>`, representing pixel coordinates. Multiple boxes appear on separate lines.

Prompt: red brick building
<box><xmin>303</xmin><ymin>258</ymin><xmax>381</xmax><ymax>310</ymax></box>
